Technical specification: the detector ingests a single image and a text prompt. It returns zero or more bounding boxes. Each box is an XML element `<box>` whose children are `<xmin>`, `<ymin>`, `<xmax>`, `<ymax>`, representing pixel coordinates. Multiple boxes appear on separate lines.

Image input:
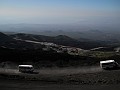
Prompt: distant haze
<box><xmin>0</xmin><ymin>0</ymin><xmax>120</xmax><ymax>31</ymax></box>
<box><xmin>0</xmin><ymin>24</ymin><xmax>119</xmax><ymax>33</ymax></box>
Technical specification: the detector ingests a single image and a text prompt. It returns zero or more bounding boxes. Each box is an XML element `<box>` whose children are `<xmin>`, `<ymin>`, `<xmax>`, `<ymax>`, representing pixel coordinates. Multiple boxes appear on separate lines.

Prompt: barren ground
<box><xmin>0</xmin><ymin>66</ymin><xmax>120</xmax><ymax>90</ymax></box>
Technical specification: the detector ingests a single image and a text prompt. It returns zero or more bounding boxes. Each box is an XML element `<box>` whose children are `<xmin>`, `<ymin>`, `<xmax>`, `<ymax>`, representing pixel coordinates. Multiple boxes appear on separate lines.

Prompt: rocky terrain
<box><xmin>0</xmin><ymin>32</ymin><xmax>120</xmax><ymax>67</ymax></box>
<box><xmin>0</xmin><ymin>66</ymin><xmax>120</xmax><ymax>85</ymax></box>
<box><xmin>0</xmin><ymin>31</ymin><xmax>120</xmax><ymax>90</ymax></box>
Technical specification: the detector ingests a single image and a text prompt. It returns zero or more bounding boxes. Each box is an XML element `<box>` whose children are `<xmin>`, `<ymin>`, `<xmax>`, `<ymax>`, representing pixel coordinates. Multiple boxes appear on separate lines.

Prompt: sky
<box><xmin>0</xmin><ymin>0</ymin><xmax>120</xmax><ymax>29</ymax></box>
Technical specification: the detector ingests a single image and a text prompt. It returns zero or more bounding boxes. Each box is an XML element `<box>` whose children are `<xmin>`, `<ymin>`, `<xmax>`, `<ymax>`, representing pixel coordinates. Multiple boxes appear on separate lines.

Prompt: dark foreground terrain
<box><xmin>0</xmin><ymin>67</ymin><xmax>120</xmax><ymax>90</ymax></box>
<box><xmin>0</xmin><ymin>78</ymin><xmax>120</xmax><ymax>90</ymax></box>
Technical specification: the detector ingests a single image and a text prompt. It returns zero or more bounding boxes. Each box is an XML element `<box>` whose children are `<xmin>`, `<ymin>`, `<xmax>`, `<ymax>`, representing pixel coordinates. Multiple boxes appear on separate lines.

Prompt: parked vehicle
<box><xmin>18</xmin><ymin>65</ymin><xmax>34</xmax><ymax>73</ymax></box>
<box><xmin>100</xmin><ymin>60</ymin><xmax>119</xmax><ymax>70</ymax></box>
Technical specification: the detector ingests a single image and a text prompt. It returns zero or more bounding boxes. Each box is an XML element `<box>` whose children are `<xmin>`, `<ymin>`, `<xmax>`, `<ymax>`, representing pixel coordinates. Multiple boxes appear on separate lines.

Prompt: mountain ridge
<box><xmin>9</xmin><ymin>33</ymin><xmax>104</xmax><ymax>49</ymax></box>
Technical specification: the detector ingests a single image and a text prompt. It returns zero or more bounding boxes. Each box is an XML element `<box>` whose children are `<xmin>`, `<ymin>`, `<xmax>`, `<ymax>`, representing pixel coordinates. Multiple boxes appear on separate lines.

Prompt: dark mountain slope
<box><xmin>0</xmin><ymin>32</ymin><xmax>42</xmax><ymax>50</ymax></box>
<box><xmin>0</xmin><ymin>32</ymin><xmax>14</xmax><ymax>42</ymax></box>
<box><xmin>10</xmin><ymin>33</ymin><xmax>105</xmax><ymax>49</ymax></box>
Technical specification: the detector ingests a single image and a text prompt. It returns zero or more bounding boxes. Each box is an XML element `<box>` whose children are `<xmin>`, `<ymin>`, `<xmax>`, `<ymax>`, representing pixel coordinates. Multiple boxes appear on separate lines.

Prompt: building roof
<box><xmin>100</xmin><ymin>60</ymin><xmax>115</xmax><ymax>64</ymax></box>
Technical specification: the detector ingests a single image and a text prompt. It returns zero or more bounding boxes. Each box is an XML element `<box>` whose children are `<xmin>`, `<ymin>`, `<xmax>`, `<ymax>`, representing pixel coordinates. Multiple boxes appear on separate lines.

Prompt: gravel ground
<box><xmin>0</xmin><ymin>66</ymin><xmax>120</xmax><ymax>90</ymax></box>
<box><xmin>0</xmin><ymin>66</ymin><xmax>120</xmax><ymax>85</ymax></box>
<box><xmin>0</xmin><ymin>79</ymin><xmax>120</xmax><ymax>90</ymax></box>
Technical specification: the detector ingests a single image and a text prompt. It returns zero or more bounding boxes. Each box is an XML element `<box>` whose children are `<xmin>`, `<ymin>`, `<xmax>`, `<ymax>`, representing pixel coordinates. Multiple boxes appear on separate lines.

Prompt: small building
<box><xmin>18</xmin><ymin>65</ymin><xmax>34</xmax><ymax>73</ymax></box>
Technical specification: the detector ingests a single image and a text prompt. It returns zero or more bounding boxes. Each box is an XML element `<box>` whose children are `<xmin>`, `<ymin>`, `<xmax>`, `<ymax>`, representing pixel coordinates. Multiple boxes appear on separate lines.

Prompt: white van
<box><xmin>100</xmin><ymin>60</ymin><xmax>119</xmax><ymax>69</ymax></box>
<box><xmin>18</xmin><ymin>65</ymin><xmax>34</xmax><ymax>73</ymax></box>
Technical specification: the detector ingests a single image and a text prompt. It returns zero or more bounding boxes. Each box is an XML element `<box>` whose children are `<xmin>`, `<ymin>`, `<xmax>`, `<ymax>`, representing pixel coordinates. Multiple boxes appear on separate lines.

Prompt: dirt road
<box><xmin>0</xmin><ymin>66</ymin><xmax>102</xmax><ymax>75</ymax></box>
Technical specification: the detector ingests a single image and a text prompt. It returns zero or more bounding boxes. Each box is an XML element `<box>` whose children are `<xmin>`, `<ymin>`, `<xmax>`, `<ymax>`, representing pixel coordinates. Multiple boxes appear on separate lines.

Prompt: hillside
<box><xmin>0</xmin><ymin>32</ymin><xmax>120</xmax><ymax>67</ymax></box>
<box><xmin>0</xmin><ymin>32</ymin><xmax>43</xmax><ymax>50</ymax></box>
<box><xmin>0</xmin><ymin>32</ymin><xmax>14</xmax><ymax>43</ymax></box>
<box><xmin>9</xmin><ymin>33</ymin><xmax>105</xmax><ymax>49</ymax></box>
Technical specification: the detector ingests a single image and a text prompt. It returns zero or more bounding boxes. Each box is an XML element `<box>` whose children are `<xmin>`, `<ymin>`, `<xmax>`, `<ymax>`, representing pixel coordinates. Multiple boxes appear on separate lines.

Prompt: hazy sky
<box><xmin>0</xmin><ymin>0</ymin><xmax>120</xmax><ymax>27</ymax></box>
